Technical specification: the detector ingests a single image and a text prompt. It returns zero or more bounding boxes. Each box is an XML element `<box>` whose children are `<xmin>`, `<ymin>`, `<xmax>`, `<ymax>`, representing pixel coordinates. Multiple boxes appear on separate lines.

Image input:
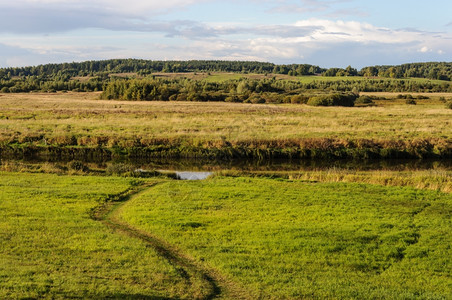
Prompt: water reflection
<box><xmin>175</xmin><ymin>171</ymin><xmax>213</xmax><ymax>180</ymax></box>
<box><xmin>1</xmin><ymin>157</ymin><xmax>451</xmax><ymax>173</ymax></box>
<box><xmin>146</xmin><ymin>158</ymin><xmax>452</xmax><ymax>172</ymax></box>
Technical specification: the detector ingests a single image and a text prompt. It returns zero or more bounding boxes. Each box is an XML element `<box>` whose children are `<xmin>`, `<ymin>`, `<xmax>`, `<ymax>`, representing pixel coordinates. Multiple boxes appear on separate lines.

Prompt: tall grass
<box><xmin>218</xmin><ymin>169</ymin><xmax>452</xmax><ymax>193</ymax></box>
<box><xmin>0</xmin><ymin>93</ymin><xmax>451</xmax><ymax>159</ymax></box>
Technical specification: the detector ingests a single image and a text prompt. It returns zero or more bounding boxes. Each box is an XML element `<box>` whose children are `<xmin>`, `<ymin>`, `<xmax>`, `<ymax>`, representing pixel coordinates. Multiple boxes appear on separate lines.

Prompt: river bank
<box><xmin>1</xmin><ymin>136</ymin><xmax>451</xmax><ymax>161</ymax></box>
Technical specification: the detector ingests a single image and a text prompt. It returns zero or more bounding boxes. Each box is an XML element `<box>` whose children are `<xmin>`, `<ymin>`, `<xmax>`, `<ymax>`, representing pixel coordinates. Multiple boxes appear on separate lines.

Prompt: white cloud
<box><xmin>295</xmin><ymin>19</ymin><xmax>407</xmax><ymax>44</ymax></box>
<box><xmin>0</xmin><ymin>0</ymin><xmax>213</xmax><ymax>34</ymax></box>
<box><xmin>289</xmin><ymin>19</ymin><xmax>452</xmax><ymax>57</ymax></box>
<box><xmin>264</xmin><ymin>0</ymin><xmax>368</xmax><ymax>17</ymax></box>
<box><xmin>0</xmin><ymin>8</ymin><xmax>451</xmax><ymax>68</ymax></box>
<box><xmin>268</xmin><ymin>0</ymin><xmax>337</xmax><ymax>14</ymax></box>
<box><xmin>2</xmin><ymin>0</ymin><xmax>209</xmax><ymax>17</ymax></box>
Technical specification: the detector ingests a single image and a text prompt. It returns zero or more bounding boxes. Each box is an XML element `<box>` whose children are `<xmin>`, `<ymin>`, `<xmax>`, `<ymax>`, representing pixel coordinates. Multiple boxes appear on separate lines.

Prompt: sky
<box><xmin>0</xmin><ymin>0</ymin><xmax>451</xmax><ymax>69</ymax></box>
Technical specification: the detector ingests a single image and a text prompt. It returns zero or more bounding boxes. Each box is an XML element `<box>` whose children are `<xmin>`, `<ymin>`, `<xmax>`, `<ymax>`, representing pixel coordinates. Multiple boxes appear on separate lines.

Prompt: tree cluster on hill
<box><xmin>100</xmin><ymin>77</ymin><xmax>357</xmax><ymax>106</ymax></box>
<box><xmin>360</xmin><ymin>62</ymin><xmax>452</xmax><ymax>81</ymax></box>
<box><xmin>0</xmin><ymin>60</ymin><xmax>451</xmax><ymax>95</ymax></box>
<box><xmin>100</xmin><ymin>77</ymin><xmax>452</xmax><ymax>102</ymax></box>
<box><xmin>0</xmin><ymin>59</ymin><xmax>324</xmax><ymax>78</ymax></box>
<box><xmin>1</xmin><ymin>59</ymin><xmax>450</xmax><ymax>80</ymax></box>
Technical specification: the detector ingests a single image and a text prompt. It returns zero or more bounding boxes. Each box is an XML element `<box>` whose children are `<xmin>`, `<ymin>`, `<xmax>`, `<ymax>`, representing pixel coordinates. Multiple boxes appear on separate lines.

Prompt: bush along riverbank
<box><xmin>1</xmin><ymin>137</ymin><xmax>451</xmax><ymax>161</ymax></box>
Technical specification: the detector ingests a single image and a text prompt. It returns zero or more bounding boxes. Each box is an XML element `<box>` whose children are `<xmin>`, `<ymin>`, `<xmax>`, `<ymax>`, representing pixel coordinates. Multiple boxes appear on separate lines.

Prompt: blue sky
<box><xmin>0</xmin><ymin>0</ymin><xmax>451</xmax><ymax>68</ymax></box>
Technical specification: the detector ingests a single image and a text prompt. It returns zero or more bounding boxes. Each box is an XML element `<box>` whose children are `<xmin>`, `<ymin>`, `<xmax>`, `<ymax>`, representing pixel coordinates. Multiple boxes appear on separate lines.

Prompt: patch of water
<box><xmin>175</xmin><ymin>171</ymin><xmax>213</xmax><ymax>180</ymax></box>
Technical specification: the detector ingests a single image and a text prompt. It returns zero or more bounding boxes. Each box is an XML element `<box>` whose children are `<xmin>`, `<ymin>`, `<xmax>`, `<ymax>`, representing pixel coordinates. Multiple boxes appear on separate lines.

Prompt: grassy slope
<box><xmin>120</xmin><ymin>177</ymin><xmax>452</xmax><ymax>299</ymax></box>
<box><xmin>157</xmin><ymin>72</ymin><xmax>451</xmax><ymax>86</ymax></box>
<box><xmin>0</xmin><ymin>173</ymin><xmax>205</xmax><ymax>299</ymax></box>
<box><xmin>0</xmin><ymin>93</ymin><xmax>451</xmax><ymax>146</ymax></box>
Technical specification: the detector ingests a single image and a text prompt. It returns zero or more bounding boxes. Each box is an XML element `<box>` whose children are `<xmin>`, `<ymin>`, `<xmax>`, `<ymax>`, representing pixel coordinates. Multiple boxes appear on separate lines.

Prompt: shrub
<box><xmin>291</xmin><ymin>94</ymin><xmax>309</xmax><ymax>104</ymax></box>
<box><xmin>248</xmin><ymin>93</ymin><xmax>266</xmax><ymax>104</ymax></box>
<box><xmin>397</xmin><ymin>94</ymin><xmax>415</xmax><ymax>100</ymax></box>
<box><xmin>69</xmin><ymin>161</ymin><xmax>89</xmax><ymax>172</ymax></box>
<box><xmin>355</xmin><ymin>95</ymin><xmax>374</xmax><ymax>105</ymax></box>
<box><xmin>105</xmin><ymin>163</ymin><xmax>135</xmax><ymax>176</ymax></box>
<box><xmin>176</xmin><ymin>93</ymin><xmax>188</xmax><ymax>101</ymax></box>
<box><xmin>406</xmin><ymin>99</ymin><xmax>417</xmax><ymax>105</ymax></box>
<box><xmin>225</xmin><ymin>95</ymin><xmax>241</xmax><ymax>103</ymax></box>
<box><xmin>416</xmin><ymin>95</ymin><xmax>429</xmax><ymax>100</ymax></box>
<box><xmin>307</xmin><ymin>96</ymin><xmax>329</xmax><ymax>106</ymax></box>
<box><xmin>264</xmin><ymin>93</ymin><xmax>283</xmax><ymax>104</ymax></box>
<box><xmin>446</xmin><ymin>101</ymin><xmax>452</xmax><ymax>109</ymax></box>
<box><xmin>307</xmin><ymin>93</ymin><xmax>357</xmax><ymax>107</ymax></box>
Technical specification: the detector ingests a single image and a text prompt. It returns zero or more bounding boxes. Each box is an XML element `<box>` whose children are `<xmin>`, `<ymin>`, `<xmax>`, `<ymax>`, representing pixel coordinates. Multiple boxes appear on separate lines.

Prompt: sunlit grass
<box><xmin>218</xmin><ymin>169</ymin><xmax>452</xmax><ymax>193</ymax></box>
<box><xmin>120</xmin><ymin>176</ymin><xmax>452</xmax><ymax>299</ymax></box>
<box><xmin>0</xmin><ymin>173</ymin><xmax>202</xmax><ymax>299</ymax></box>
<box><xmin>0</xmin><ymin>93</ymin><xmax>451</xmax><ymax>147</ymax></box>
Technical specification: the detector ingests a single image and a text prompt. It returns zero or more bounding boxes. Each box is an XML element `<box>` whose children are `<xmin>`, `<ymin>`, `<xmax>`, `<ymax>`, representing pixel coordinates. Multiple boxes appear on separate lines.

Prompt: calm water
<box><xmin>175</xmin><ymin>171</ymin><xmax>213</xmax><ymax>180</ymax></box>
<box><xmin>1</xmin><ymin>157</ymin><xmax>451</xmax><ymax>180</ymax></box>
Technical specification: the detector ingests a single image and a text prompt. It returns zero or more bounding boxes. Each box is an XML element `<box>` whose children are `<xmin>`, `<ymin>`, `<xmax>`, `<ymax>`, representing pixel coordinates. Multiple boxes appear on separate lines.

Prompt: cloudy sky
<box><xmin>0</xmin><ymin>0</ymin><xmax>451</xmax><ymax>68</ymax></box>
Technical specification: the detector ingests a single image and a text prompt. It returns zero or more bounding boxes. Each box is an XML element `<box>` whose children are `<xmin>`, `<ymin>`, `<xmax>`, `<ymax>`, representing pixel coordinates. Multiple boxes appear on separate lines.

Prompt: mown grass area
<box><xmin>0</xmin><ymin>172</ymin><xmax>210</xmax><ymax>299</ymax></box>
<box><xmin>293</xmin><ymin>76</ymin><xmax>450</xmax><ymax>85</ymax></box>
<box><xmin>120</xmin><ymin>176</ymin><xmax>452</xmax><ymax>299</ymax></box>
<box><xmin>133</xmin><ymin>72</ymin><xmax>451</xmax><ymax>86</ymax></box>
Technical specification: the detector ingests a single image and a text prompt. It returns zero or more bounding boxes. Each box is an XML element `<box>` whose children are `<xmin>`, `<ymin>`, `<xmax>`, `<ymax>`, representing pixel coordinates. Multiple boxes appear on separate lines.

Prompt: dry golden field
<box><xmin>0</xmin><ymin>92</ymin><xmax>451</xmax><ymax>148</ymax></box>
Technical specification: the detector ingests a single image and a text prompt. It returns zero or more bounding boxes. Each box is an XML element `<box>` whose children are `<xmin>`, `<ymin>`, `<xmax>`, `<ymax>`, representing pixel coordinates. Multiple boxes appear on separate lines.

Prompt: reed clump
<box><xmin>1</xmin><ymin>136</ymin><xmax>451</xmax><ymax>160</ymax></box>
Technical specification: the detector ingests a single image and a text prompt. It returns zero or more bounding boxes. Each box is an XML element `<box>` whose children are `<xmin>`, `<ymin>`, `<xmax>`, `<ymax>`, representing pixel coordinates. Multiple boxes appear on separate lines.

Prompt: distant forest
<box><xmin>0</xmin><ymin>59</ymin><xmax>451</xmax><ymax>95</ymax></box>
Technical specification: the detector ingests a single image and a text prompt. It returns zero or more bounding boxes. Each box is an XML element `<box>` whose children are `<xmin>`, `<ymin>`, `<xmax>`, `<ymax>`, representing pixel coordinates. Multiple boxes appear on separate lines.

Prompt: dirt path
<box><xmin>91</xmin><ymin>181</ymin><xmax>251</xmax><ymax>300</ymax></box>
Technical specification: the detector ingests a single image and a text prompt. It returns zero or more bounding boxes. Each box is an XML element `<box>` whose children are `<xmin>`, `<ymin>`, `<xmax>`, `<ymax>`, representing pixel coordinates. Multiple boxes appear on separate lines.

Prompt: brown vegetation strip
<box><xmin>1</xmin><ymin>137</ymin><xmax>451</xmax><ymax>161</ymax></box>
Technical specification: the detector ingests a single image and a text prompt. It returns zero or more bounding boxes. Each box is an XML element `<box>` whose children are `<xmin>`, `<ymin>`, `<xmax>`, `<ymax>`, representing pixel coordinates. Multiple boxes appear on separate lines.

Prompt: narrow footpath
<box><xmin>91</xmin><ymin>181</ymin><xmax>251</xmax><ymax>300</ymax></box>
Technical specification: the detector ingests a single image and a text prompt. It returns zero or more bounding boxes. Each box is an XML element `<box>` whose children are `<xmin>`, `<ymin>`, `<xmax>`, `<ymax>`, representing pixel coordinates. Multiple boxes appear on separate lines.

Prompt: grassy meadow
<box><xmin>0</xmin><ymin>173</ymin><xmax>216</xmax><ymax>299</ymax></box>
<box><xmin>1</xmin><ymin>87</ymin><xmax>451</xmax><ymax>299</ymax></box>
<box><xmin>121</xmin><ymin>71</ymin><xmax>451</xmax><ymax>86</ymax></box>
<box><xmin>0</xmin><ymin>92</ymin><xmax>451</xmax><ymax>144</ymax></box>
<box><xmin>119</xmin><ymin>176</ymin><xmax>452</xmax><ymax>299</ymax></box>
<box><xmin>1</xmin><ymin>171</ymin><xmax>451</xmax><ymax>299</ymax></box>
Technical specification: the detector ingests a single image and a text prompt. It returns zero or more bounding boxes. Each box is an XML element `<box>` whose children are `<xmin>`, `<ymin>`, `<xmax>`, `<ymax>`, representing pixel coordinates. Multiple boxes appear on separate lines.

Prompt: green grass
<box><xmin>0</xmin><ymin>173</ymin><xmax>206</xmax><ymax>299</ymax></box>
<box><xmin>220</xmin><ymin>169</ymin><xmax>452</xmax><ymax>193</ymax></box>
<box><xmin>294</xmin><ymin>75</ymin><xmax>367</xmax><ymax>83</ymax></box>
<box><xmin>292</xmin><ymin>75</ymin><xmax>450</xmax><ymax>85</ymax></box>
<box><xmin>152</xmin><ymin>72</ymin><xmax>451</xmax><ymax>86</ymax></box>
<box><xmin>1</xmin><ymin>171</ymin><xmax>451</xmax><ymax>298</ymax></box>
<box><xmin>202</xmin><ymin>73</ymin><xmax>246</xmax><ymax>82</ymax></box>
<box><xmin>120</xmin><ymin>177</ymin><xmax>452</xmax><ymax>299</ymax></box>
<box><xmin>200</xmin><ymin>73</ymin><xmax>450</xmax><ymax>85</ymax></box>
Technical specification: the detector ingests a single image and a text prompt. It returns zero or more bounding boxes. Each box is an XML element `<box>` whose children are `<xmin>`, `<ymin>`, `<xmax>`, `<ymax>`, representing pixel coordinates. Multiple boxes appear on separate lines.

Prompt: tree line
<box><xmin>360</xmin><ymin>62</ymin><xmax>452</xmax><ymax>80</ymax></box>
<box><xmin>0</xmin><ymin>59</ymin><xmax>314</xmax><ymax>78</ymax></box>
<box><xmin>1</xmin><ymin>59</ymin><xmax>451</xmax><ymax>80</ymax></box>
<box><xmin>0</xmin><ymin>60</ymin><xmax>451</xmax><ymax>95</ymax></box>
<box><xmin>100</xmin><ymin>77</ymin><xmax>451</xmax><ymax>106</ymax></box>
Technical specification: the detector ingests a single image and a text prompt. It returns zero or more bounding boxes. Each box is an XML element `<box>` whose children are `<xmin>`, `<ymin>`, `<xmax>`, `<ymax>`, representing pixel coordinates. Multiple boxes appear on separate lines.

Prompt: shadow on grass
<box><xmin>36</xmin><ymin>293</ymin><xmax>179</xmax><ymax>300</ymax></box>
<box><xmin>91</xmin><ymin>293</ymin><xmax>177</xmax><ymax>299</ymax></box>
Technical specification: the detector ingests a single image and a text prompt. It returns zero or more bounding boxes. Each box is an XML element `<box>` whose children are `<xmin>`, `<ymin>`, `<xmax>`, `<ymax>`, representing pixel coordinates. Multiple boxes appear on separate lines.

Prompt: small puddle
<box><xmin>175</xmin><ymin>171</ymin><xmax>213</xmax><ymax>180</ymax></box>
